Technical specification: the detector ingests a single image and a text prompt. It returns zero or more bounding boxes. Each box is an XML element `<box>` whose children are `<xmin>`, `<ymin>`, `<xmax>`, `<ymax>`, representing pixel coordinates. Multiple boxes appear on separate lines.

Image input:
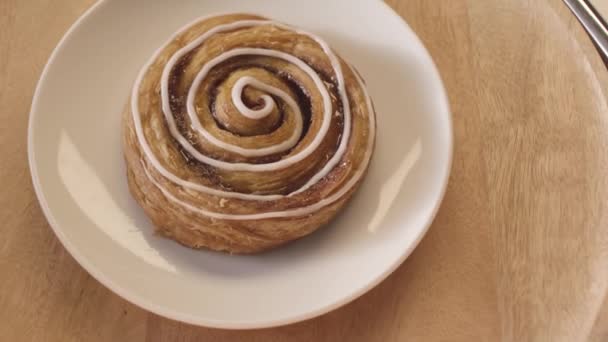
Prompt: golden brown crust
<box><xmin>122</xmin><ymin>13</ymin><xmax>375</xmax><ymax>254</ymax></box>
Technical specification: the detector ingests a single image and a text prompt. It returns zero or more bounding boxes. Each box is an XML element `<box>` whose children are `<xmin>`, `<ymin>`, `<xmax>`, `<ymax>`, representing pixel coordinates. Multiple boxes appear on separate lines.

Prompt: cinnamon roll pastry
<box><xmin>123</xmin><ymin>13</ymin><xmax>376</xmax><ymax>253</ymax></box>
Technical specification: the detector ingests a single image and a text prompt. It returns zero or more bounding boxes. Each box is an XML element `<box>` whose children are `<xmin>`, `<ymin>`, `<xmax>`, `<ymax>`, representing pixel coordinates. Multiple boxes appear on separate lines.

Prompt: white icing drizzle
<box><xmin>142</xmin><ymin>69</ymin><xmax>375</xmax><ymax>220</ymax></box>
<box><xmin>185</xmin><ymin>47</ymin><xmax>329</xmax><ymax>163</ymax></box>
<box><xmin>231</xmin><ymin>76</ymin><xmax>277</xmax><ymax>120</ymax></box>
<box><xmin>188</xmin><ymin>66</ymin><xmax>305</xmax><ymax>159</ymax></box>
<box><xmin>131</xmin><ymin>17</ymin><xmax>371</xmax><ymax>210</ymax></box>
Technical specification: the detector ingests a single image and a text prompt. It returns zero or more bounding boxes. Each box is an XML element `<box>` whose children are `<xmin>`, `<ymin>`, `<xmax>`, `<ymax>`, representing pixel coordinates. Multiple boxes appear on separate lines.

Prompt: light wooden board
<box><xmin>1</xmin><ymin>0</ymin><xmax>607</xmax><ymax>341</ymax></box>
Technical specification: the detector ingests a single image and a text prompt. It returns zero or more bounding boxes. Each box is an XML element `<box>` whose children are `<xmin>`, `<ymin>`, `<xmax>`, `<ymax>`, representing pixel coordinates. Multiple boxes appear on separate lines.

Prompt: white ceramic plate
<box><xmin>28</xmin><ymin>0</ymin><xmax>452</xmax><ymax>329</ymax></box>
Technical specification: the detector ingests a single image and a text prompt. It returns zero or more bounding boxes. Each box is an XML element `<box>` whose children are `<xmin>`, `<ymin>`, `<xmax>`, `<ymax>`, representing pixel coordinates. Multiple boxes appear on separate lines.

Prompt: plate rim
<box><xmin>27</xmin><ymin>0</ymin><xmax>454</xmax><ymax>329</ymax></box>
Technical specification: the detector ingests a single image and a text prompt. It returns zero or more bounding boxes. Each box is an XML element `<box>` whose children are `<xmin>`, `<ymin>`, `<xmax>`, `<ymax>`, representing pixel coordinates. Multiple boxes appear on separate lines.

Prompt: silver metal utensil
<box><xmin>563</xmin><ymin>0</ymin><xmax>608</xmax><ymax>62</ymax></box>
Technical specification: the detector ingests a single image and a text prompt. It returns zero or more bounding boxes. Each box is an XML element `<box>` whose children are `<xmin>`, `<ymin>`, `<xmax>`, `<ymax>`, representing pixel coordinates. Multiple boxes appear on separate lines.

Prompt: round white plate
<box><xmin>28</xmin><ymin>0</ymin><xmax>452</xmax><ymax>329</ymax></box>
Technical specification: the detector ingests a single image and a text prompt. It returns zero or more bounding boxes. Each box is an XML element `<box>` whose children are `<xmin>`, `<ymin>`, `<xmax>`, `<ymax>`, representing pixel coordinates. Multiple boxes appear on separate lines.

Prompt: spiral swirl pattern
<box><xmin>123</xmin><ymin>14</ymin><xmax>376</xmax><ymax>252</ymax></box>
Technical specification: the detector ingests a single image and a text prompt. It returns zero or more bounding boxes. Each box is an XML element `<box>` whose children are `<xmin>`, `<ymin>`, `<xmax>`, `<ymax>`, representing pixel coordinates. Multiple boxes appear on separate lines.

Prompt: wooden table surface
<box><xmin>594</xmin><ymin>0</ymin><xmax>608</xmax><ymax>18</ymax></box>
<box><xmin>2</xmin><ymin>0</ymin><xmax>608</xmax><ymax>341</ymax></box>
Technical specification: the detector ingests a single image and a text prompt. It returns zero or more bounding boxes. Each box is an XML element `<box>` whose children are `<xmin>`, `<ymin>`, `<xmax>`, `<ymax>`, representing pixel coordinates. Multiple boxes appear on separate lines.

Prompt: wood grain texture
<box><xmin>1</xmin><ymin>0</ymin><xmax>607</xmax><ymax>341</ymax></box>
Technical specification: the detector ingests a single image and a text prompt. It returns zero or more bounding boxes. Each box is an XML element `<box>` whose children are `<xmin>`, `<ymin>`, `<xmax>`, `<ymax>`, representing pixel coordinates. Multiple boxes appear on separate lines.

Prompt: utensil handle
<box><xmin>563</xmin><ymin>0</ymin><xmax>608</xmax><ymax>63</ymax></box>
